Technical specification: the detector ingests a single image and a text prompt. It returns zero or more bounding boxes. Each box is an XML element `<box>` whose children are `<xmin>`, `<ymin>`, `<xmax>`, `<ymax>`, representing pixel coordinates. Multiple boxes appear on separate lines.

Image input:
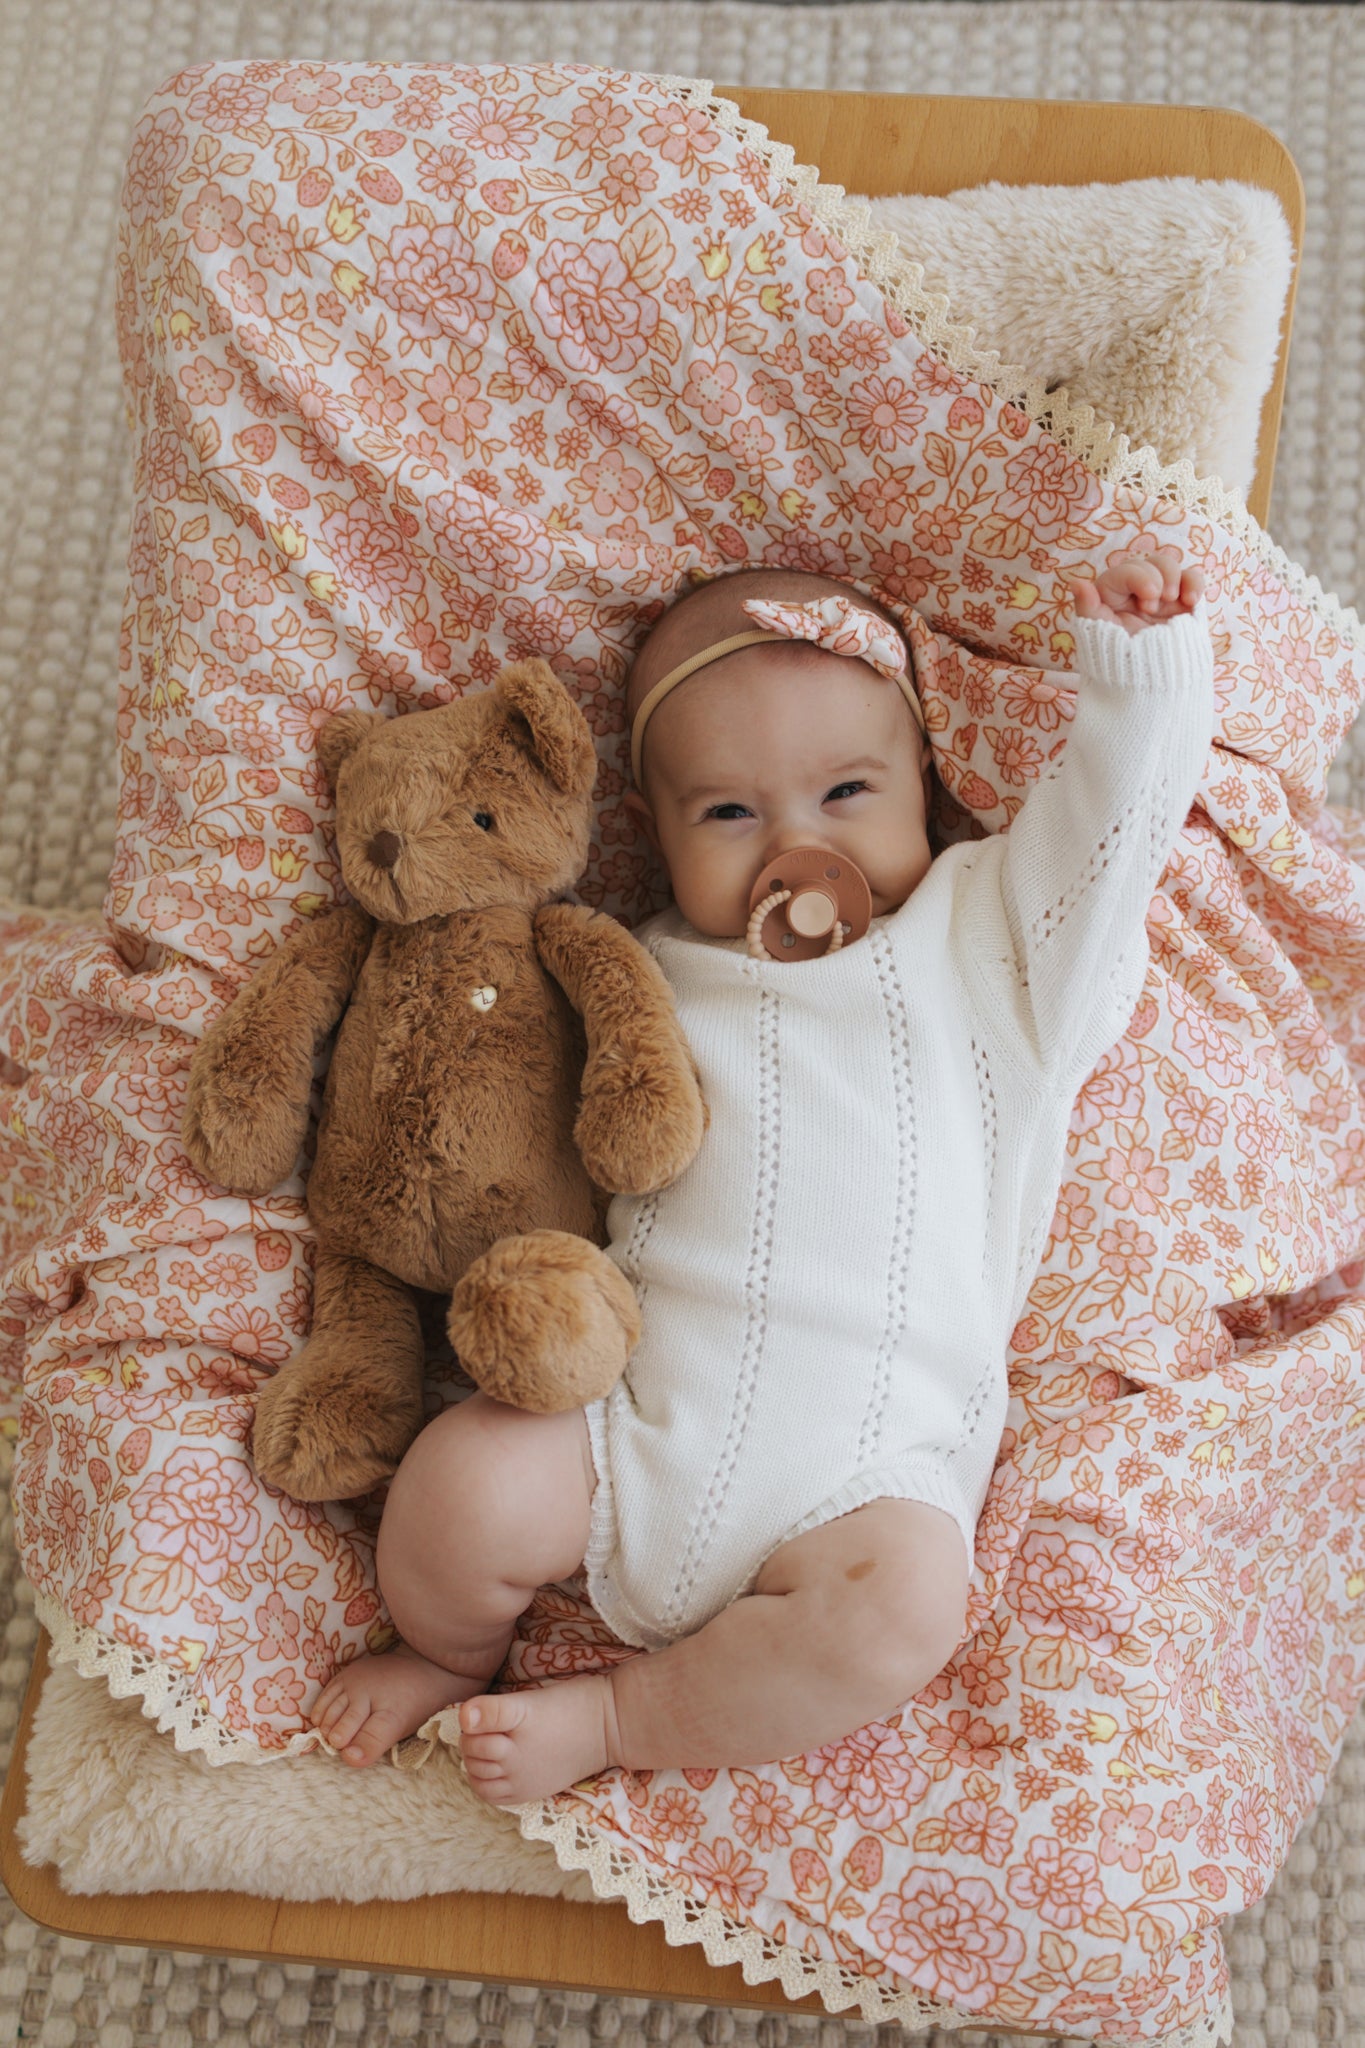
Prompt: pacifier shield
<box><xmin>747</xmin><ymin>848</ymin><xmax>873</xmax><ymax>960</ymax></box>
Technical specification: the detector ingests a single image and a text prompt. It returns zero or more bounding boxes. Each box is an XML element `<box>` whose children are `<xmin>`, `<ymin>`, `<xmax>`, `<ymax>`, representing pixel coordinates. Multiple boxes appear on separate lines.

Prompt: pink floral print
<box><xmin>2</xmin><ymin>61</ymin><xmax>1365</xmax><ymax>2042</ymax></box>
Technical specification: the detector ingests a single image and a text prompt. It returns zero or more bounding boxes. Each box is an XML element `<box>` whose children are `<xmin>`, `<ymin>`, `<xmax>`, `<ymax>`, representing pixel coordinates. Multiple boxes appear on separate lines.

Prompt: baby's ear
<box><xmin>622</xmin><ymin>787</ymin><xmax>662</xmax><ymax>854</ymax></box>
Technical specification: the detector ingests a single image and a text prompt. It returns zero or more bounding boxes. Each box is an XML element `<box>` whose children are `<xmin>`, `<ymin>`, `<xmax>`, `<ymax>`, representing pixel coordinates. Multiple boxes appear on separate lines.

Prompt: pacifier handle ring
<box><xmin>746</xmin><ymin>887</ymin><xmax>847</xmax><ymax>961</ymax></box>
<box><xmin>747</xmin><ymin>887</ymin><xmax>790</xmax><ymax>958</ymax></box>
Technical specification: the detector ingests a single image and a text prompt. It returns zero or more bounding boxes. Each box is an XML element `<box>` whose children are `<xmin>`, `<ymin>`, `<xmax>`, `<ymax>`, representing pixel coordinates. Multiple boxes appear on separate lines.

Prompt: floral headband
<box><xmin>629</xmin><ymin>593</ymin><xmax>927</xmax><ymax>788</ymax></box>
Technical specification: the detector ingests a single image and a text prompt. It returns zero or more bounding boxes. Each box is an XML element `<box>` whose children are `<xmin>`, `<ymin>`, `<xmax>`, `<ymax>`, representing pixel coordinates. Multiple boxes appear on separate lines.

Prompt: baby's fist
<box><xmin>1065</xmin><ymin>546</ymin><xmax>1205</xmax><ymax>637</ymax></box>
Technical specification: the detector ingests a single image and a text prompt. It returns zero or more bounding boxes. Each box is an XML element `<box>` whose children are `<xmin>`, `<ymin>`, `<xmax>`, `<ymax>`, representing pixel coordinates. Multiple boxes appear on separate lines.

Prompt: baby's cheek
<box><xmin>671</xmin><ymin>839</ymin><xmax>755</xmax><ymax>936</ymax></box>
<box><xmin>869</xmin><ymin>822</ymin><xmax>933</xmax><ymax>909</ymax></box>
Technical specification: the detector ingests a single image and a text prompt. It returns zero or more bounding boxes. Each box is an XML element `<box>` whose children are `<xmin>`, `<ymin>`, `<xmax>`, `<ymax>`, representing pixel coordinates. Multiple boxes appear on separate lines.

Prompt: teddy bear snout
<box><xmin>369</xmin><ymin>830</ymin><xmax>403</xmax><ymax>870</ymax></box>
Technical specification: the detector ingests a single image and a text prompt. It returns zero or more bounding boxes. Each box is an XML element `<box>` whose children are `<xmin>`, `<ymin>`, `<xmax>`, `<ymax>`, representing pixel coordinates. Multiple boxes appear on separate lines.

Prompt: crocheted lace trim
<box><xmin>513</xmin><ymin>1800</ymin><xmax>1233</xmax><ymax>2044</ymax></box>
<box><xmin>27</xmin><ymin>1579</ymin><xmax>333</xmax><ymax>1767</ymax></box>
<box><xmin>21</xmin><ymin>1524</ymin><xmax>1237</xmax><ymax>2046</ymax></box>
<box><xmin>657</xmin><ymin>75</ymin><xmax>1365</xmax><ymax>657</ymax></box>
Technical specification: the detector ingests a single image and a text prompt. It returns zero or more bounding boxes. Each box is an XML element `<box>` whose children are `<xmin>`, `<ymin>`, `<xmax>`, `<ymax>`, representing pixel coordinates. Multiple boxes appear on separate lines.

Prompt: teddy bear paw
<box><xmin>573</xmin><ymin>1057</ymin><xmax>706</xmax><ymax>1195</ymax></box>
<box><xmin>449</xmin><ymin>1231</ymin><xmax>640</xmax><ymax>1412</ymax></box>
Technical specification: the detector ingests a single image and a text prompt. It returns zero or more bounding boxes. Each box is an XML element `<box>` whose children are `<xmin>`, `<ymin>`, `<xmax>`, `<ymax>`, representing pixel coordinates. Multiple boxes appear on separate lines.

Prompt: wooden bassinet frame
<box><xmin>0</xmin><ymin>87</ymin><xmax>1303</xmax><ymax>2022</ymax></box>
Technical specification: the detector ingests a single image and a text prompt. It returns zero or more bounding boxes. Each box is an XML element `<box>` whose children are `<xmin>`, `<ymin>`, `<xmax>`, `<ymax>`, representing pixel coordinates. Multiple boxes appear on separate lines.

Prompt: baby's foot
<box><xmin>458</xmin><ymin>1674</ymin><xmax>620</xmax><ymax>1806</ymax></box>
<box><xmin>307</xmin><ymin>1643</ymin><xmax>483</xmax><ymax>1767</ymax></box>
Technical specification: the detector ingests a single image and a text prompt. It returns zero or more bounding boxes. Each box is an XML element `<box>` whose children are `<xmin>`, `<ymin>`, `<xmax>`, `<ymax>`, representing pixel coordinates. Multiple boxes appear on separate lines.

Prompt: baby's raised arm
<box><xmin>962</xmin><ymin>547</ymin><xmax>1216</xmax><ymax>1086</ymax></box>
<box><xmin>1064</xmin><ymin>545</ymin><xmax>1207</xmax><ymax>634</ymax></box>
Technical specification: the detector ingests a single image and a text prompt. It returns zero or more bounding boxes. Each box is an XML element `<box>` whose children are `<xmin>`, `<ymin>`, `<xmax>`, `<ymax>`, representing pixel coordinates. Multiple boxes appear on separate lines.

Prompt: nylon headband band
<box><xmin>629</xmin><ymin>629</ymin><xmax>928</xmax><ymax>788</ymax></box>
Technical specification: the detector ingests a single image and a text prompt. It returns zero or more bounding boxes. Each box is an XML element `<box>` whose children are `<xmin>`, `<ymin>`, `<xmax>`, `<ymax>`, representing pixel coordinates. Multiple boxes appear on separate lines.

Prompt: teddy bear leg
<box><xmin>448</xmin><ymin>1229</ymin><xmax>641</xmax><ymax>1413</ymax></box>
<box><xmin>252</xmin><ymin>1248</ymin><xmax>427</xmax><ymax>1502</ymax></box>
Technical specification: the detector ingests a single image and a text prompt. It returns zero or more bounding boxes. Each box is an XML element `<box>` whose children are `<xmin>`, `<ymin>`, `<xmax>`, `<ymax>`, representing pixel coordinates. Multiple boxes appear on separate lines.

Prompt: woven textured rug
<box><xmin>3</xmin><ymin>2</ymin><xmax>1365</xmax><ymax>2044</ymax></box>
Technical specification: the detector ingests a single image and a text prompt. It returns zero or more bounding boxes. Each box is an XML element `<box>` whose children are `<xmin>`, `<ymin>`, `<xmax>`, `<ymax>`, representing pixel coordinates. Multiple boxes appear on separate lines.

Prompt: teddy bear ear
<box><xmin>316</xmin><ymin>709</ymin><xmax>384</xmax><ymax>789</ymax></box>
<box><xmin>494</xmin><ymin>660</ymin><xmax>597</xmax><ymax>797</ymax></box>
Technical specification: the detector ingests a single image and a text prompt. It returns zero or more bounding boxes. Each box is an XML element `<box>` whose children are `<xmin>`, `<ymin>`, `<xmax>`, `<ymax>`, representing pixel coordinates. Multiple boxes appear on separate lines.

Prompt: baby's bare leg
<box><xmin>307</xmin><ymin>1391</ymin><xmax>594</xmax><ymax>1766</ymax></box>
<box><xmin>457</xmin><ymin>1496</ymin><xmax>969</xmax><ymax>1806</ymax></box>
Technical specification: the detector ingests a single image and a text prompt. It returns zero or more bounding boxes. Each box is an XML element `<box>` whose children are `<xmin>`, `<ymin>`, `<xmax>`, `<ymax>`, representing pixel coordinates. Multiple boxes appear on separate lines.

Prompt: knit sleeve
<box><xmin>959</xmin><ymin>604</ymin><xmax>1216</xmax><ymax>1087</ymax></box>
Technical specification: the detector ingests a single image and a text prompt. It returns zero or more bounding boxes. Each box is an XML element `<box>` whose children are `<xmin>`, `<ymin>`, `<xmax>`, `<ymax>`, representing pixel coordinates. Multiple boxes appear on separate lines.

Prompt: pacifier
<box><xmin>746</xmin><ymin>849</ymin><xmax>873</xmax><ymax>961</ymax></box>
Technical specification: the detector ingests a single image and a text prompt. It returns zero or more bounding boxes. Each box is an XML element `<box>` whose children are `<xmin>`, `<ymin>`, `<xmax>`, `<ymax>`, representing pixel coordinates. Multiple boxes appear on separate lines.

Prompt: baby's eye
<box><xmin>824</xmin><ymin>780</ymin><xmax>868</xmax><ymax>803</ymax></box>
<box><xmin>701</xmin><ymin>802</ymin><xmax>753</xmax><ymax>822</ymax></box>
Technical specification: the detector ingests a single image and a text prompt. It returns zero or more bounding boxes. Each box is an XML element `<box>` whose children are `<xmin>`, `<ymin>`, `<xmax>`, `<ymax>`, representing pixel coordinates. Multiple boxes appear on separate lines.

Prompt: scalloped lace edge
<box><xmin>513</xmin><ymin>1799</ymin><xmax>1233</xmax><ymax>2044</ymax></box>
<box><xmin>657</xmin><ymin>74</ymin><xmax>1365</xmax><ymax>656</ymax></box>
<box><xmin>28</xmin><ymin>1581</ymin><xmax>337</xmax><ymax>1765</ymax></box>
<box><xmin>24</xmin><ymin>1564</ymin><xmax>1234</xmax><ymax>2045</ymax></box>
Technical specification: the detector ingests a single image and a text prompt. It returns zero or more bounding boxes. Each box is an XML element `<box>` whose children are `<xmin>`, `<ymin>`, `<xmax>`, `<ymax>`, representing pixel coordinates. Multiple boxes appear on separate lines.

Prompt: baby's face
<box><xmin>626</xmin><ymin>640</ymin><xmax>935</xmax><ymax>940</ymax></box>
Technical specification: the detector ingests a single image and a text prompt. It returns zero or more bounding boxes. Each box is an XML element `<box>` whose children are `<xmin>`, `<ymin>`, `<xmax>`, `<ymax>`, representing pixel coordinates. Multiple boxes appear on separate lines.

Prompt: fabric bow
<box><xmin>742</xmin><ymin>594</ymin><xmax>910</xmax><ymax>681</ymax></box>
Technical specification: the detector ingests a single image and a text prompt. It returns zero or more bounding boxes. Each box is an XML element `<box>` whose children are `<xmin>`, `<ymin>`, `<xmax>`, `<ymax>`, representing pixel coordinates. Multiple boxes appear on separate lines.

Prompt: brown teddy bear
<box><xmin>181</xmin><ymin>659</ymin><xmax>705</xmax><ymax>1504</ymax></box>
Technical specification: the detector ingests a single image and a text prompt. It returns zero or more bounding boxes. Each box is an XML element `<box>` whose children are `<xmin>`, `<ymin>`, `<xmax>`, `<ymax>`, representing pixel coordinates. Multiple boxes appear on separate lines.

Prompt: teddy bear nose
<box><xmin>369</xmin><ymin>830</ymin><xmax>402</xmax><ymax>870</ymax></box>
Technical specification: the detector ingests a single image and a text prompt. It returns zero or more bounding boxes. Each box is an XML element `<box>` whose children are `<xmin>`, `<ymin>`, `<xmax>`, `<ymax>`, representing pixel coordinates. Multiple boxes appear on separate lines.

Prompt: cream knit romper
<box><xmin>582</xmin><ymin>609</ymin><xmax>1216</xmax><ymax>1651</ymax></box>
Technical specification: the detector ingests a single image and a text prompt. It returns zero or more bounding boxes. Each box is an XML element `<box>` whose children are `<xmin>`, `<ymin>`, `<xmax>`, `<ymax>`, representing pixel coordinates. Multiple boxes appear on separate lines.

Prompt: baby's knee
<box><xmin>378</xmin><ymin>1393</ymin><xmax>592</xmax><ymax>1593</ymax></box>
<box><xmin>806</xmin><ymin>1513</ymin><xmax>969</xmax><ymax>1704</ymax></box>
<box><xmin>381</xmin><ymin>1400</ymin><xmax>511</xmax><ymax>1555</ymax></box>
<box><xmin>840</xmin><ymin>1580</ymin><xmax>962</xmax><ymax>1694</ymax></box>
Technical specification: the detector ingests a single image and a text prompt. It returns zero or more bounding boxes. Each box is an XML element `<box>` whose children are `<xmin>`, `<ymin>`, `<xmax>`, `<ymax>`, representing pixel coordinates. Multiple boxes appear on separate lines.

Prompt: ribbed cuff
<box><xmin>1070</xmin><ymin>603</ymin><xmax>1214</xmax><ymax>692</ymax></box>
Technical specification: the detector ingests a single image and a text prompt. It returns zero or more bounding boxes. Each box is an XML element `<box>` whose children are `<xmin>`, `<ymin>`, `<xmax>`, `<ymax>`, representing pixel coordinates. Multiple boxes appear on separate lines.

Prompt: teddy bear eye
<box><xmin>473</xmin><ymin>810</ymin><xmax>494</xmax><ymax>831</ymax></box>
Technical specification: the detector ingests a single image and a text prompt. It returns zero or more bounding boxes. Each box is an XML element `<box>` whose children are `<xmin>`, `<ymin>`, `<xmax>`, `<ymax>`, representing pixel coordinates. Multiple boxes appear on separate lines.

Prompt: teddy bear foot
<box><xmin>252</xmin><ymin>1337</ymin><xmax>426</xmax><ymax>1502</ymax></box>
<box><xmin>449</xmin><ymin>1229</ymin><xmax>641</xmax><ymax>1413</ymax></box>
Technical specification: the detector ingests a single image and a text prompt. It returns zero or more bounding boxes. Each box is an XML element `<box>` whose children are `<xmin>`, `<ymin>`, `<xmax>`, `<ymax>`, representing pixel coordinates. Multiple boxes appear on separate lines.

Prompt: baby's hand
<box><xmin>1065</xmin><ymin>546</ymin><xmax>1206</xmax><ymax>637</ymax></box>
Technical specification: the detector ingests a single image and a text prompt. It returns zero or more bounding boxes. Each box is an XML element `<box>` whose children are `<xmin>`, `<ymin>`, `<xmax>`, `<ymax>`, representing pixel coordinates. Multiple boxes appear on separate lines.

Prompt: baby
<box><xmin>306</xmin><ymin>545</ymin><xmax>1213</xmax><ymax>1806</ymax></box>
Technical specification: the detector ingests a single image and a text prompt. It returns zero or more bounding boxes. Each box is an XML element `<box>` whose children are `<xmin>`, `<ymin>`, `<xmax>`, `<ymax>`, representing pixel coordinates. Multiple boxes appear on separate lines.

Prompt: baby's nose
<box><xmin>761</xmin><ymin>828</ymin><xmax>832</xmax><ymax>869</ymax></box>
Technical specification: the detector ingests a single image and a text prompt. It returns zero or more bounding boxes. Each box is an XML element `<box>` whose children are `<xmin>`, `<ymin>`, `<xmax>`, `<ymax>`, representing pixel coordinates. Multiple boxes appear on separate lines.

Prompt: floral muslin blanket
<box><xmin>3</xmin><ymin>61</ymin><xmax>1365</xmax><ymax>2046</ymax></box>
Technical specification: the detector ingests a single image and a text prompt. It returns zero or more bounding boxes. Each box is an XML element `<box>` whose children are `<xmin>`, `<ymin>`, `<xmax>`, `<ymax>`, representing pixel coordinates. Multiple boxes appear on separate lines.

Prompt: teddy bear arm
<box><xmin>182</xmin><ymin>903</ymin><xmax>373</xmax><ymax>1197</ymax></box>
<box><xmin>533</xmin><ymin>902</ymin><xmax>706</xmax><ymax>1197</ymax></box>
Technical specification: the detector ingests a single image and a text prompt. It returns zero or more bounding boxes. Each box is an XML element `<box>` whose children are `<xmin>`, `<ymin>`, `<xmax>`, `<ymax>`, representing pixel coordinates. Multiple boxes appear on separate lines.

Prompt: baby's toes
<box><xmin>457</xmin><ymin>1694</ymin><xmax>526</xmax><ymax>1786</ymax></box>
<box><xmin>338</xmin><ymin>1706</ymin><xmax>409</xmax><ymax>1767</ymax></box>
<box><xmin>307</xmin><ymin>1679</ymin><xmax>349</xmax><ymax>1731</ymax></box>
<box><xmin>461</xmin><ymin>1734</ymin><xmax>519</xmax><ymax>1797</ymax></box>
<box><xmin>459</xmin><ymin>1692</ymin><xmax>527</xmax><ymax>1738</ymax></box>
<box><xmin>464</xmin><ymin>1763</ymin><xmax>516</xmax><ymax>1804</ymax></box>
<box><xmin>463</xmin><ymin>1743</ymin><xmax>512</xmax><ymax>1780</ymax></box>
<box><xmin>319</xmin><ymin>1691</ymin><xmax>371</xmax><ymax>1753</ymax></box>
<box><xmin>460</xmin><ymin>1727</ymin><xmax>514</xmax><ymax>1775</ymax></box>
